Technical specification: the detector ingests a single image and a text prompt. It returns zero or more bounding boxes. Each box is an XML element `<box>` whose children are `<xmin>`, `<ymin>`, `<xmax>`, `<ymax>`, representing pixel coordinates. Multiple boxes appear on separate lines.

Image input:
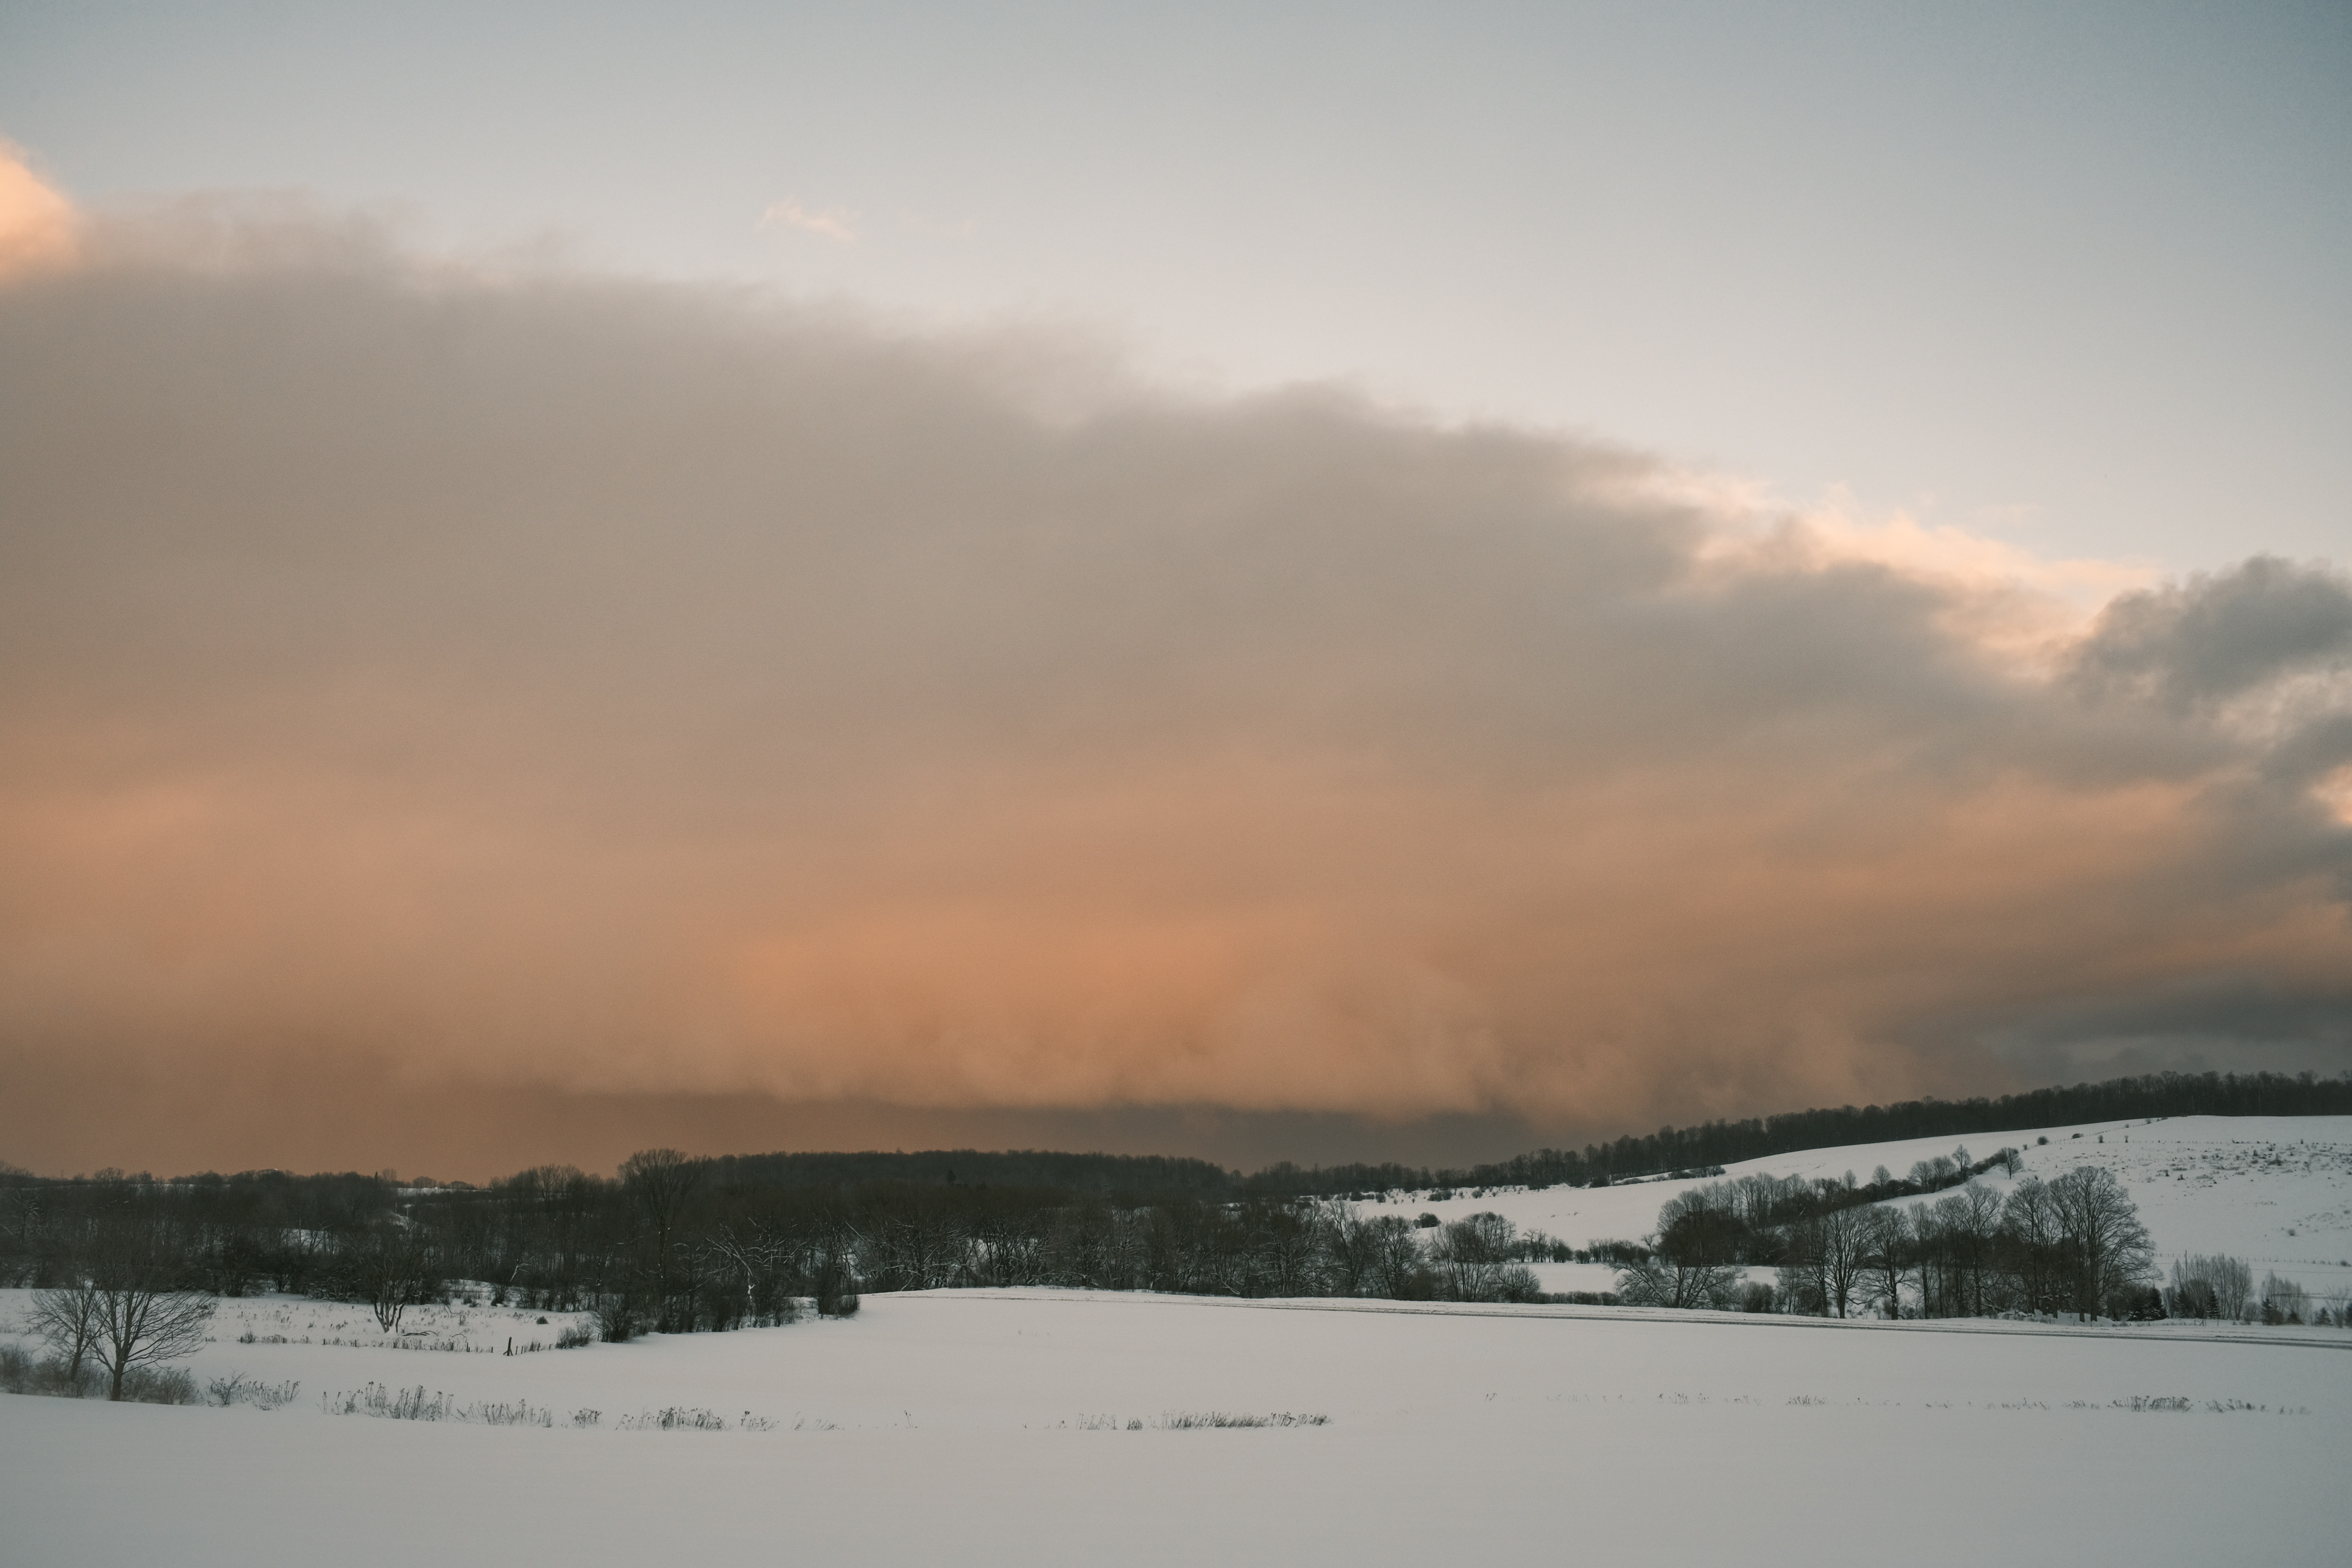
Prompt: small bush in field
<box><xmin>206</xmin><ymin>1372</ymin><xmax>301</xmax><ymax>1410</ymax></box>
<box><xmin>115</xmin><ymin>1365</ymin><xmax>198</xmax><ymax>1405</ymax></box>
<box><xmin>0</xmin><ymin>1345</ymin><xmax>102</xmax><ymax>1398</ymax></box>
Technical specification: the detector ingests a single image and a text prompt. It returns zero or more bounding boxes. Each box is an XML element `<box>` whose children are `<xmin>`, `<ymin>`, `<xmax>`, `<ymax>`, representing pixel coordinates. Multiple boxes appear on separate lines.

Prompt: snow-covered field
<box><xmin>3</xmin><ymin>1114</ymin><xmax>2349</xmax><ymax>1565</ymax></box>
<box><xmin>3</xmin><ymin>1287</ymin><xmax>2346</xmax><ymax>1565</ymax></box>
<box><xmin>1394</xmin><ymin>1115</ymin><xmax>2352</xmax><ymax>1302</ymax></box>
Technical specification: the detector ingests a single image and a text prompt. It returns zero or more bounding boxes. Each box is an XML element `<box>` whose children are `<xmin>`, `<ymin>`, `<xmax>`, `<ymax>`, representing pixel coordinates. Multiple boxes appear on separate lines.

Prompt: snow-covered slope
<box><xmin>6</xmin><ymin>1117</ymin><xmax>2351</xmax><ymax>1564</ymax></box>
<box><xmin>1376</xmin><ymin>1115</ymin><xmax>2352</xmax><ymax>1302</ymax></box>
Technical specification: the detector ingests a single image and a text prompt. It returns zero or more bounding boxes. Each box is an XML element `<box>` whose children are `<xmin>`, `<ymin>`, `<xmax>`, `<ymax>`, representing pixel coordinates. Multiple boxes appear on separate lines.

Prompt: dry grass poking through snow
<box><xmin>205</xmin><ymin>1372</ymin><xmax>301</xmax><ymax>1410</ymax></box>
<box><xmin>323</xmin><ymin>1382</ymin><xmax>559</xmax><ymax>1426</ymax></box>
<box><xmin>1072</xmin><ymin>1411</ymin><xmax>1330</xmax><ymax>1429</ymax></box>
<box><xmin>317</xmin><ymin>1382</ymin><xmax>786</xmax><ymax>1432</ymax></box>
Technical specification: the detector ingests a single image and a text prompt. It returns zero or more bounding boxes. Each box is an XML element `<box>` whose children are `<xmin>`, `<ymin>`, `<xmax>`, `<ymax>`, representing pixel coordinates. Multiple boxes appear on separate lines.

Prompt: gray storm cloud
<box><xmin>1</xmin><ymin>198</ymin><xmax>2347</xmax><ymax>1174</ymax></box>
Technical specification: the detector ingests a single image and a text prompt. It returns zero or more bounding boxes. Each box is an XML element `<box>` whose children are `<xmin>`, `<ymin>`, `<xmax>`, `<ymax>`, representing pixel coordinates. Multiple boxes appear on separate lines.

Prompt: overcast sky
<box><xmin>6</xmin><ymin>1</ymin><xmax>2346</xmax><ymax>569</ymax></box>
<box><xmin>1</xmin><ymin>3</ymin><xmax>2346</xmax><ymax>1178</ymax></box>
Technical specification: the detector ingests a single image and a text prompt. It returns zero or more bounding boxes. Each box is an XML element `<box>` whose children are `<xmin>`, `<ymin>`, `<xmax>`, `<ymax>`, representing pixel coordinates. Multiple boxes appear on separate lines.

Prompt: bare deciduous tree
<box><xmin>2001</xmin><ymin>1174</ymin><xmax>2066</xmax><ymax>1314</ymax></box>
<box><xmin>1614</xmin><ymin>1250</ymin><xmax>1744</xmax><ymax>1310</ymax></box>
<box><xmin>1808</xmin><ymin>1203</ymin><xmax>1869</xmax><ymax>1318</ymax></box>
<box><xmin>1312</xmin><ymin>1203</ymin><xmax>1374</xmax><ymax>1297</ymax></box>
<box><xmin>620</xmin><ymin>1148</ymin><xmax>704</xmax><ymax>1256</ymax></box>
<box><xmin>2166</xmin><ymin>1252</ymin><xmax>2253</xmax><ymax>1321</ymax></box>
<box><xmin>1859</xmin><ymin>1205</ymin><xmax>1912</xmax><ymax>1318</ymax></box>
<box><xmin>2049</xmin><ymin>1165</ymin><xmax>2154</xmax><ymax>1319</ymax></box>
<box><xmin>348</xmin><ymin>1222</ymin><xmax>433</xmax><ymax>1333</ymax></box>
<box><xmin>704</xmin><ymin>1222</ymin><xmax>790</xmax><ymax>1323</ymax></box>
<box><xmin>29</xmin><ymin>1276</ymin><xmax>103</xmax><ymax>1383</ymax></box>
<box><xmin>1432</xmin><ymin>1211</ymin><xmax>1522</xmax><ymax>1302</ymax></box>
<box><xmin>1944</xmin><ymin>1181</ymin><xmax>2007</xmax><ymax>1317</ymax></box>
<box><xmin>85</xmin><ymin>1211</ymin><xmax>215</xmax><ymax>1400</ymax></box>
<box><xmin>1362</xmin><ymin>1214</ymin><xmax>1428</xmax><ymax>1300</ymax></box>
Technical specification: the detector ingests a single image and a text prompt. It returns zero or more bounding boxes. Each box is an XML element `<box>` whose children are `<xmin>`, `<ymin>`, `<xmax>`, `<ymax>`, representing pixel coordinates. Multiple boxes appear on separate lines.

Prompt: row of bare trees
<box><xmin>1626</xmin><ymin>1164</ymin><xmax>2159</xmax><ymax>1320</ymax></box>
<box><xmin>461</xmin><ymin>1155</ymin><xmax>1559</xmax><ymax>1334</ymax></box>
<box><xmin>6</xmin><ymin>1154</ymin><xmax>1572</xmax><ymax>1354</ymax></box>
<box><xmin>0</xmin><ymin>1139</ymin><xmax>2186</xmax><ymax>1358</ymax></box>
<box><xmin>617</xmin><ymin>1196</ymin><xmax>1545</xmax><ymax>1327</ymax></box>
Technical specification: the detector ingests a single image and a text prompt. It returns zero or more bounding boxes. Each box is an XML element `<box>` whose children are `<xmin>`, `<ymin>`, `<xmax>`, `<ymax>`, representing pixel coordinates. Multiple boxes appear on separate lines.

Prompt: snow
<box><xmin>3</xmin><ymin>1287</ymin><xmax>2346</xmax><ymax>1565</ymax></box>
<box><xmin>1389</xmin><ymin>1115</ymin><xmax>2352</xmax><ymax>1302</ymax></box>
<box><xmin>4</xmin><ymin>1114</ymin><xmax>2350</xmax><ymax>1563</ymax></box>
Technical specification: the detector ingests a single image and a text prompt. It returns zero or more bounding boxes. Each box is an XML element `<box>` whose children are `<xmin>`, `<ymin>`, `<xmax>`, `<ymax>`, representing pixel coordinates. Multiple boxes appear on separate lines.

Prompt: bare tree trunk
<box><xmin>29</xmin><ymin>1277</ymin><xmax>103</xmax><ymax>1384</ymax></box>
<box><xmin>86</xmin><ymin>1207</ymin><xmax>214</xmax><ymax>1399</ymax></box>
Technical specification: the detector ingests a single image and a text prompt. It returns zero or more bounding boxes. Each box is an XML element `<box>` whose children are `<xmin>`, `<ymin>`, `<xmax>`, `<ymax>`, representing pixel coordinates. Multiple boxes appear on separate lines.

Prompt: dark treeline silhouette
<box><xmin>1622</xmin><ymin>1154</ymin><xmax>2165</xmax><ymax>1321</ymax></box>
<box><xmin>1245</xmin><ymin>1069</ymin><xmax>2352</xmax><ymax>1194</ymax></box>
<box><xmin>0</xmin><ymin>1069</ymin><xmax>2343</xmax><ymax>1341</ymax></box>
<box><xmin>0</xmin><ymin>1154</ymin><xmax>1562</xmax><ymax>1334</ymax></box>
<box><xmin>704</xmin><ymin>1148</ymin><xmax>1233</xmax><ymax>1204</ymax></box>
<box><xmin>1617</xmin><ymin>1142</ymin><xmax>2168</xmax><ymax>1320</ymax></box>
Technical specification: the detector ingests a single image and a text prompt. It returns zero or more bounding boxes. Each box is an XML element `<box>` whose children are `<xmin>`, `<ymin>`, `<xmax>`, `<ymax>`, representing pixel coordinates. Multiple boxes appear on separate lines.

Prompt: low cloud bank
<box><xmin>2</xmin><ymin>169</ymin><xmax>2347</xmax><ymax>1173</ymax></box>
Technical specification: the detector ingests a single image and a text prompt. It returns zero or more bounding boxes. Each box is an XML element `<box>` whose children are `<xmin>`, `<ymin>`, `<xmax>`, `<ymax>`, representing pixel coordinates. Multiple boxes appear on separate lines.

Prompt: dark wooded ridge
<box><xmin>8</xmin><ymin>1068</ymin><xmax>2340</xmax><ymax>1200</ymax></box>
<box><xmin>0</xmin><ymin>1069</ymin><xmax>2342</xmax><ymax>1335</ymax></box>
<box><xmin>1243</xmin><ymin>1069</ymin><xmax>2352</xmax><ymax>1196</ymax></box>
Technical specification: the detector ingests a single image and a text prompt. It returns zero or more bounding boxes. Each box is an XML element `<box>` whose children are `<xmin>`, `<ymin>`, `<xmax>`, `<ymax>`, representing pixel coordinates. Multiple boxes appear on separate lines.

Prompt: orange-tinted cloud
<box><xmin>0</xmin><ymin>144</ymin><xmax>77</xmax><ymax>278</ymax></box>
<box><xmin>0</xmin><ymin>194</ymin><xmax>2346</xmax><ymax>1177</ymax></box>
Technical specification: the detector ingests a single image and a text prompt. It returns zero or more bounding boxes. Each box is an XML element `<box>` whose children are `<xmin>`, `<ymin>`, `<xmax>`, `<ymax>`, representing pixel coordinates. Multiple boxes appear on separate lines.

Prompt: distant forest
<box><xmin>1</xmin><ymin>1068</ymin><xmax>2345</xmax><ymax>1342</ymax></box>
<box><xmin>5</xmin><ymin>1066</ymin><xmax>2347</xmax><ymax>1203</ymax></box>
<box><xmin>1242</xmin><ymin>1067</ymin><xmax>2352</xmax><ymax>1196</ymax></box>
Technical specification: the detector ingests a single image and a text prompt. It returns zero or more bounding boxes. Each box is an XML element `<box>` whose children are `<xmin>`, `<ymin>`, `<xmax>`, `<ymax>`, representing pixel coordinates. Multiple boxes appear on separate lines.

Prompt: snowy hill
<box><xmin>6</xmin><ymin>1115</ymin><xmax>2352</xmax><ymax>1563</ymax></box>
<box><xmin>1372</xmin><ymin>1115</ymin><xmax>2352</xmax><ymax>1304</ymax></box>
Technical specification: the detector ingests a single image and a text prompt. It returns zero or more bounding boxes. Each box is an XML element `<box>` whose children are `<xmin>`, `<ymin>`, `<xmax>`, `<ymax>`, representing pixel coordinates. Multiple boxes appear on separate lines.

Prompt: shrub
<box><xmin>206</xmin><ymin>1372</ymin><xmax>302</xmax><ymax>1410</ymax></box>
<box><xmin>0</xmin><ymin>1344</ymin><xmax>101</xmax><ymax>1398</ymax></box>
<box><xmin>115</xmin><ymin>1365</ymin><xmax>198</xmax><ymax>1405</ymax></box>
<box><xmin>592</xmin><ymin>1286</ymin><xmax>646</xmax><ymax>1343</ymax></box>
<box><xmin>1492</xmin><ymin>1265</ymin><xmax>1544</xmax><ymax>1303</ymax></box>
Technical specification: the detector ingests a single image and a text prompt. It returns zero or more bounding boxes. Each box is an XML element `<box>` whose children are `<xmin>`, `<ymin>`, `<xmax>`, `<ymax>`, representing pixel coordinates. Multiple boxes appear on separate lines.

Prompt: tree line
<box><xmin>1247</xmin><ymin>1069</ymin><xmax>2352</xmax><ymax>1196</ymax></box>
<box><xmin>0</xmin><ymin>1139</ymin><xmax>2187</xmax><ymax>1351</ymax></box>
<box><xmin>1615</xmin><ymin>1145</ymin><xmax>2164</xmax><ymax>1321</ymax></box>
<box><xmin>5</xmin><ymin>1068</ymin><xmax>2346</xmax><ymax>1366</ymax></box>
<box><xmin>1</xmin><ymin>1153</ymin><xmax>1579</xmax><ymax>1361</ymax></box>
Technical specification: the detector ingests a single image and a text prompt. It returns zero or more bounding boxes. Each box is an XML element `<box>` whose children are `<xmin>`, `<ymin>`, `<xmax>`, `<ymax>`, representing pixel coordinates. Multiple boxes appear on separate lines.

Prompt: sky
<box><xmin>0</xmin><ymin>3</ymin><xmax>2347</xmax><ymax>1179</ymax></box>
